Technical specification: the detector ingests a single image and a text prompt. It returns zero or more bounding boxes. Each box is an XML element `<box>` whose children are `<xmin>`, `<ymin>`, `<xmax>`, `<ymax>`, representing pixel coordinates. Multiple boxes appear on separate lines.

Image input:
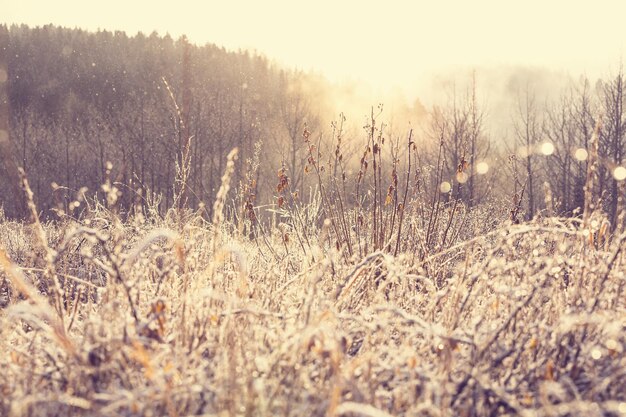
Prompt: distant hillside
<box><xmin>1</xmin><ymin>24</ymin><xmax>329</xmax><ymax>217</ymax></box>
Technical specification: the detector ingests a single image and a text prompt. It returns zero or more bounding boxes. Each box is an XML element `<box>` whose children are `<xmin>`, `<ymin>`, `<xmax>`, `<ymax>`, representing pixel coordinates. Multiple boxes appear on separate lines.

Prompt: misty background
<box><xmin>1</xmin><ymin>1</ymin><xmax>626</xmax><ymax>228</ymax></box>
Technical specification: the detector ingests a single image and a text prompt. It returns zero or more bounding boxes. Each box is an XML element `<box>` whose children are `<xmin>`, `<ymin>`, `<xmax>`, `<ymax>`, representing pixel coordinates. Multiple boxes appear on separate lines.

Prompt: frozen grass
<box><xmin>0</xmin><ymin>124</ymin><xmax>625</xmax><ymax>416</ymax></box>
<box><xmin>0</xmin><ymin>197</ymin><xmax>624</xmax><ymax>417</ymax></box>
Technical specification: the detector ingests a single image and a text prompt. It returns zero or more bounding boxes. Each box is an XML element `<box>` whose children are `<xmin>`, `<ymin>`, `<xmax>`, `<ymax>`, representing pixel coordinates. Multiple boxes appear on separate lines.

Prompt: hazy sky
<box><xmin>2</xmin><ymin>0</ymin><xmax>626</xmax><ymax>95</ymax></box>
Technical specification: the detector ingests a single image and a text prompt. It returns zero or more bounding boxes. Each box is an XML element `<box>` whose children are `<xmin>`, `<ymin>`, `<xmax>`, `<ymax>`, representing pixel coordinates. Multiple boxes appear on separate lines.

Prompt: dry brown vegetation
<box><xmin>0</xmin><ymin>124</ymin><xmax>625</xmax><ymax>417</ymax></box>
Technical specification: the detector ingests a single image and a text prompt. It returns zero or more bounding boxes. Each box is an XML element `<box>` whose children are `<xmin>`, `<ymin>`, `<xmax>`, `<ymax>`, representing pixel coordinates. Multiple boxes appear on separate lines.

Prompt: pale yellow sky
<box><xmin>2</xmin><ymin>0</ymin><xmax>625</xmax><ymax>94</ymax></box>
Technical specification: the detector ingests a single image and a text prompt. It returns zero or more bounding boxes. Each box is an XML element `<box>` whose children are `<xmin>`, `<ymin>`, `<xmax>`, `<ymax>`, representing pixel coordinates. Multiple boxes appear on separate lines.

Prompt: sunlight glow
<box><xmin>2</xmin><ymin>0</ymin><xmax>624</xmax><ymax>92</ymax></box>
<box><xmin>456</xmin><ymin>172</ymin><xmax>469</xmax><ymax>184</ymax></box>
<box><xmin>613</xmin><ymin>166</ymin><xmax>626</xmax><ymax>181</ymax></box>
<box><xmin>591</xmin><ymin>348</ymin><xmax>602</xmax><ymax>360</ymax></box>
<box><xmin>476</xmin><ymin>162</ymin><xmax>489</xmax><ymax>175</ymax></box>
<box><xmin>540</xmin><ymin>142</ymin><xmax>555</xmax><ymax>156</ymax></box>
<box><xmin>574</xmin><ymin>148</ymin><xmax>588</xmax><ymax>161</ymax></box>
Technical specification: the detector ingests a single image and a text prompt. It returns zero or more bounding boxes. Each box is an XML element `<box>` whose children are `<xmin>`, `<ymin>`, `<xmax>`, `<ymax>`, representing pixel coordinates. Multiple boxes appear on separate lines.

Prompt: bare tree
<box><xmin>599</xmin><ymin>67</ymin><xmax>626</xmax><ymax>227</ymax></box>
<box><xmin>466</xmin><ymin>72</ymin><xmax>489</xmax><ymax>206</ymax></box>
<box><xmin>428</xmin><ymin>74</ymin><xmax>489</xmax><ymax>207</ymax></box>
<box><xmin>543</xmin><ymin>93</ymin><xmax>576</xmax><ymax>214</ymax></box>
<box><xmin>571</xmin><ymin>78</ymin><xmax>597</xmax><ymax>213</ymax></box>
<box><xmin>513</xmin><ymin>83</ymin><xmax>541</xmax><ymax>220</ymax></box>
<box><xmin>275</xmin><ymin>71</ymin><xmax>320</xmax><ymax>192</ymax></box>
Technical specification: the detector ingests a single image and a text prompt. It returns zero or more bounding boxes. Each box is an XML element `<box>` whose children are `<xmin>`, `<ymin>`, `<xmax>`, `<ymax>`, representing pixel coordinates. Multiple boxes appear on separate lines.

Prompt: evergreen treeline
<box><xmin>1</xmin><ymin>24</ymin><xmax>326</xmax><ymax>217</ymax></box>
<box><xmin>1</xmin><ymin>24</ymin><xmax>626</xmax><ymax>231</ymax></box>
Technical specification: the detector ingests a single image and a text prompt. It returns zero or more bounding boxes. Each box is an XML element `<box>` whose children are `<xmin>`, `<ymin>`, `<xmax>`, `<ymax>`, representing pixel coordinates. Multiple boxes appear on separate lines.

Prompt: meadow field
<box><xmin>0</xmin><ymin>143</ymin><xmax>624</xmax><ymax>417</ymax></box>
<box><xmin>3</xmin><ymin>5</ymin><xmax>626</xmax><ymax>416</ymax></box>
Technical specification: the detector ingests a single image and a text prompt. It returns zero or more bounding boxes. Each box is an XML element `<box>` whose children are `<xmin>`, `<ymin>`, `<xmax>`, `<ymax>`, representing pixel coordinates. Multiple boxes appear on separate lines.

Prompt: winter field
<box><xmin>0</xmin><ymin>141</ymin><xmax>624</xmax><ymax>417</ymax></box>
<box><xmin>3</xmin><ymin>4</ymin><xmax>626</xmax><ymax>415</ymax></box>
